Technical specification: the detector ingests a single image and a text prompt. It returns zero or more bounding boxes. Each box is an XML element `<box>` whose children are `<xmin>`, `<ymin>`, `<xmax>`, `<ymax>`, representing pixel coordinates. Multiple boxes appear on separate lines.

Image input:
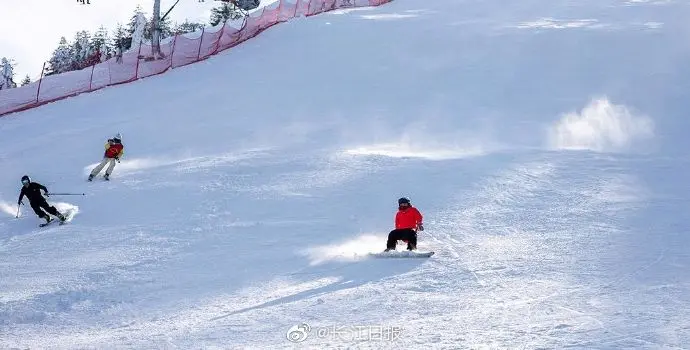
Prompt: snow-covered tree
<box><xmin>92</xmin><ymin>26</ymin><xmax>108</xmax><ymax>50</ymax></box>
<box><xmin>21</xmin><ymin>75</ymin><xmax>31</xmax><ymax>86</ymax></box>
<box><xmin>210</xmin><ymin>2</ymin><xmax>244</xmax><ymax>26</ymax></box>
<box><xmin>127</xmin><ymin>5</ymin><xmax>150</xmax><ymax>38</ymax></box>
<box><xmin>71</xmin><ymin>30</ymin><xmax>93</xmax><ymax>69</ymax></box>
<box><xmin>0</xmin><ymin>57</ymin><xmax>17</xmax><ymax>90</ymax></box>
<box><xmin>130</xmin><ymin>12</ymin><xmax>148</xmax><ymax>51</ymax></box>
<box><xmin>112</xmin><ymin>23</ymin><xmax>130</xmax><ymax>51</ymax></box>
<box><xmin>174</xmin><ymin>20</ymin><xmax>205</xmax><ymax>35</ymax></box>
<box><xmin>91</xmin><ymin>26</ymin><xmax>111</xmax><ymax>57</ymax></box>
<box><xmin>158</xmin><ymin>14</ymin><xmax>174</xmax><ymax>39</ymax></box>
<box><xmin>145</xmin><ymin>9</ymin><xmax>173</xmax><ymax>41</ymax></box>
<box><xmin>236</xmin><ymin>0</ymin><xmax>260</xmax><ymax>11</ymax></box>
<box><xmin>46</xmin><ymin>37</ymin><xmax>73</xmax><ymax>75</ymax></box>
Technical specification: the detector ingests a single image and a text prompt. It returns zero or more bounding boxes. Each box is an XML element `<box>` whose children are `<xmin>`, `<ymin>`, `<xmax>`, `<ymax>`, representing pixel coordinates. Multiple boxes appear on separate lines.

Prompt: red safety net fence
<box><xmin>0</xmin><ymin>0</ymin><xmax>392</xmax><ymax>117</ymax></box>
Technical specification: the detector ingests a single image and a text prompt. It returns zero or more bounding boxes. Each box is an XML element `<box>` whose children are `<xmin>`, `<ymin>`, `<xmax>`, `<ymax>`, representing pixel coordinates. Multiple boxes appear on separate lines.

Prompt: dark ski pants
<box><xmin>387</xmin><ymin>228</ymin><xmax>417</xmax><ymax>250</ymax></box>
<box><xmin>30</xmin><ymin>200</ymin><xmax>61</xmax><ymax>220</ymax></box>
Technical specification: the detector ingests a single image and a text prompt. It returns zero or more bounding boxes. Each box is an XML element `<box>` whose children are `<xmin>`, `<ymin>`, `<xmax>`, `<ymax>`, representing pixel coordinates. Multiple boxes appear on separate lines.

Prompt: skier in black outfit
<box><xmin>18</xmin><ymin>175</ymin><xmax>66</xmax><ymax>225</ymax></box>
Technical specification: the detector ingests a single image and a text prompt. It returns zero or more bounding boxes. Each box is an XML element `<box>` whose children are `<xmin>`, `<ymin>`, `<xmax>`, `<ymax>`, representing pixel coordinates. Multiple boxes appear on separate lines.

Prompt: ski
<box><xmin>38</xmin><ymin>209</ymin><xmax>76</xmax><ymax>227</ymax></box>
<box><xmin>39</xmin><ymin>219</ymin><xmax>56</xmax><ymax>227</ymax></box>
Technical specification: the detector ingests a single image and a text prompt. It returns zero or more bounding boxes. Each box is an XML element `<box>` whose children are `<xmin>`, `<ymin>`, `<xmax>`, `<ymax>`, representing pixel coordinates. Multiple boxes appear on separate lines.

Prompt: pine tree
<box><xmin>21</xmin><ymin>75</ymin><xmax>31</xmax><ymax>86</ymax></box>
<box><xmin>46</xmin><ymin>37</ymin><xmax>74</xmax><ymax>75</ymax></box>
<box><xmin>210</xmin><ymin>2</ymin><xmax>243</xmax><ymax>26</ymax></box>
<box><xmin>0</xmin><ymin>57</ymin><xmax>17</xmax><ymax>90</ymax></box>
<box><xmin>236</xmin><ymin>0</ymin><xmax>260</xmax><ymax>11</ymax></box>
<box><xmin>91</xmin><ymin>25</ymin><xmax>111</xmax><ymax>56</ymax></box>
<box><xmin>130</xmin><ymin>12</ymin><xmax>148</xmax><ymax>50</ymax></box>
<box><xmin>71</xmin><ymin>30</ymin><xmax>93</xmax><ymax>69</ymax></box>
<box><xmin>160</xmin><ymin>15</ymin><xmax>174</xmax><ymax>39</ymax></box>
<box><xmin>112</xmin><ymin>23</ymin><xmax>129</xmax><ymax>51</ymax></box>
<box><xmin>145</xmin><ymin>12</ymin><xmax>173</xmax><ymax>40</ymax></box>
<box><xmin>173</xmin><ymin>20</ymin><xmax>205</xmax><ymax>35</ymax></box>
<box><xmin>127</xmin><ymin>5</ymin><xmax>147</xmax><ymax>34</ymax></box>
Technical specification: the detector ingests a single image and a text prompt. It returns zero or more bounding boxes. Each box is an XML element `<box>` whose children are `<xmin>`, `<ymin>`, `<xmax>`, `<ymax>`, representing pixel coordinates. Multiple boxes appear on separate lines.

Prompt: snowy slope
<box><xmin>2</xmin><ymin>0</ymin><xmax>690</xmax><ymax>348</ymax></box>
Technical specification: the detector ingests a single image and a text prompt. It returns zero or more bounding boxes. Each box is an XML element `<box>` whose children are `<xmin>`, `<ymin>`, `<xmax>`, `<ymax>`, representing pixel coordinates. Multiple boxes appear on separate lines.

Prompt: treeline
<box><xmin>1</xmin><ymin>1</ymin><xmax>249</xmax><ymax>90</ymax></box>
<box><xmin>45</xmin><ymin>5</ymin><xmax>212</xmax><ymax>76</ymax></box>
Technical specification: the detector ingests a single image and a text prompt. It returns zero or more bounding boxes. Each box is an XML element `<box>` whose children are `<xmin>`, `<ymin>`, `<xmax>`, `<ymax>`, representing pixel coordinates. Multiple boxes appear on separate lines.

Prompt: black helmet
<box><xmin>398</xmin><ymin>197</ymin><xmax>410</xmax><ymax>205</ymax></box>
<box><xmin>21</xmin><ymin>175</ymin><xmax>31</xmax><ymax>184</ymax></box>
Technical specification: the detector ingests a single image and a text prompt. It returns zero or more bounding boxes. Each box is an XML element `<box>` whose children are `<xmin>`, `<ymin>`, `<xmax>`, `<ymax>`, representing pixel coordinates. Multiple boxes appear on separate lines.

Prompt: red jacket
<box><xmin>105</xmin><ymin>142</ymin><xmax>124</xmax><ymax>159</ymax></box>
<box><xmin>395</xmin><ymin>207</ymin><xmax>423</xmax><ymax>230</ymax></box>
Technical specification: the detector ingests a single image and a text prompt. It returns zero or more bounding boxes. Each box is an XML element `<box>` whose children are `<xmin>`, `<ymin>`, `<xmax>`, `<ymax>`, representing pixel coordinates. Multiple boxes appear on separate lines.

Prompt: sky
<box><xmin>0</xmin><ymin>0</ymin><xmax>218</xmax><ymax>80</ymax></box>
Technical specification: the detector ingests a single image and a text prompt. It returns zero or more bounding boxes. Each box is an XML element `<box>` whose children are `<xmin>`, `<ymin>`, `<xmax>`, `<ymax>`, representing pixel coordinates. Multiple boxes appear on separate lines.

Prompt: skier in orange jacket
<box><xmin>88</xmin><ymin>133</ymin><xmax>124</xmax><ymax>181</ymax></box>
<box><xmin>384</xmin><ymin>197</ymin><xmax>424</xmax><ymax>251</ymax></box>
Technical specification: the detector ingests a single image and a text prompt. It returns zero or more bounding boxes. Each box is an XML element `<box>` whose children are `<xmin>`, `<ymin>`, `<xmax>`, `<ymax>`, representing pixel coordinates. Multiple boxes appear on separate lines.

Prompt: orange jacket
<box><xmin>395</xmin><ymin>207</ymin><xmax>423</xmax><ymax>230</ymax></box>
<box><xmin>104</xmin><ymin>141</ymin><xmax>124</xmax><ymax>159</ymax></box>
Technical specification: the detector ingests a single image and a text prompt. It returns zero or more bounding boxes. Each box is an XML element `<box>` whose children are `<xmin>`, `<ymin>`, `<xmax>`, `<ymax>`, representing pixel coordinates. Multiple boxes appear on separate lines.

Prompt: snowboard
<box><xmin>369</xmin><ymin>250</ymin><xmax>434</xmax><ymax>258</ymax></box>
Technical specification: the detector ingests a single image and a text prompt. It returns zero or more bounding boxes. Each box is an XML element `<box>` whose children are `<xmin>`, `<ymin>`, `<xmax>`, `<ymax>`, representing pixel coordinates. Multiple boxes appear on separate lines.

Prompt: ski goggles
<box><xmin>21</xmin><ymin>179</ymin><xmax>29</xmax><ymax>185</ymax></box>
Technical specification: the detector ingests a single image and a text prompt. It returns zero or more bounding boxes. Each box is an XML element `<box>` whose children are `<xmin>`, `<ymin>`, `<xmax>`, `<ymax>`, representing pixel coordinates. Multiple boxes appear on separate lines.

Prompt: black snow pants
<box><xmin>30</xmin><ymin>199</ymin><xmax>61</xmax><ymax>219</ymax></box>
<box><xmin>386</xmin><ymin>228</ymin><xmax>417</xmax><ymax>250</ymax></box>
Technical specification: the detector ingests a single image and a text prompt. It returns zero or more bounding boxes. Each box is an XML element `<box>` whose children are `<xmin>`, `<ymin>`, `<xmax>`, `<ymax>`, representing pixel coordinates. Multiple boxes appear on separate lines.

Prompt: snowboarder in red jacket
<box><xmin>384</xmin><ymin>197</ymin><xmax>424</xmax><ymax>251</ymax></box>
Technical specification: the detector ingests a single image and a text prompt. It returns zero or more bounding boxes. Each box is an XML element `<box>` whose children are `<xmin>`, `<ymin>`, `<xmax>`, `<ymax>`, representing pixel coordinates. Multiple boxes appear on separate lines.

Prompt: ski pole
<box><xmin>47</xmin><ymin>193</ymin><xmax>86</xmax><ymax>196</ymax></box>
<box><xmin>16</xmin><ymin>204</ymin><xmax>20</xmax><ymax>218</ymax></box>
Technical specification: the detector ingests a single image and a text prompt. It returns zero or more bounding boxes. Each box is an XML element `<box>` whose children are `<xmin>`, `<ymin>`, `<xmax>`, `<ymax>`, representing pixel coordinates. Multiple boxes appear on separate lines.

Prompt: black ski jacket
<box><xmin>18</xmin><ymin>182</ymin><xmax>49</xmax><ymax>205</ymax></box>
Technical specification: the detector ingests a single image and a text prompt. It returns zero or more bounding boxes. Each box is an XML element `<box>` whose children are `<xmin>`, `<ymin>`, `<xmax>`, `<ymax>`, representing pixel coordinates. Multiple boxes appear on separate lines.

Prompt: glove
<box><xmin>18</xmin><ymin>200</ymin><xmax>22</xmax><ymax>206</ymax></box>
<box><xmin>417</xmin><ymin>223</ymin><xmax>424</xmax><ymax>231</ymax></box>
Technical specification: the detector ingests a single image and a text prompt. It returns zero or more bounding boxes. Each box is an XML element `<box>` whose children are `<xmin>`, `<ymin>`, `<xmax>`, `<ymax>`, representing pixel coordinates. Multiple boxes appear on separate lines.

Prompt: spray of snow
<box><xmin>0</xmin><ymin>200</ymin><xmax>18</xmax><ymax>217</ymax></box>
<box><xmin>547</xmin><ymin>97</ymin><xmax>654</xmax><ymax>152</ymax></box>
<box><xmin>344</xmin><ymin>141</ymin><xmax>485</xmax><ymax>160</ymax></box>
<box><xmin>329</xmin><ymin>7</ymin><xmax>375</xmax><ymax>15</ymax></box>
<box><xmin>515</xmin><ymin>18</ymin><xmax>601</xmax><ymax>29</ymax></box>
<box><xmin>0</xmin><ymin>199</ymin><xmax>77</xmax><ymax>219</ymax></box>
<box><xmin>343</xmin><ymin>128</ymin><xmax>490</xmax><ymax>160</ymax></box>
<box><xmin>52</xmin><ymin>202</ymin><xmax>79</xmax><ymax>217</ymax></box>
<box><xmin>360</xmin><ymin>13</ymin><xmax>419</xmax><ymax>20</ymax></box>
<box><xmin>83</xmin><ymin>149</ymin><xmax>268</xmax><ymax>177</ymax></box>
<box><xmin>300</xmin><ymin>234</ymin><xmax>385</xmax><ymax>265</ymax></box>
<box><xmin>81</xmin><ymin>158</ymin><xmax>167</xmax><ymax>177</ymax></box>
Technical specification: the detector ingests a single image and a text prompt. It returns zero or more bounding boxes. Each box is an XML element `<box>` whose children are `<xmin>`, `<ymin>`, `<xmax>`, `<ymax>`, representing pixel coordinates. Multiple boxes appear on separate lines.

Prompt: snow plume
<box><xmin>344</xmin><ymin>139</ymin><xmax>485</xmax><ymax>160</ymax></box>
<box><xmin>548</xmin><ymin>97</ymin><xmax>654</xmax><ymax>152</ymax></box>
<box><xmin>515</xmin><ymin>18</ymin><xmax>602</xmax><ymax>30</ymax></box>
<box><xmin>0</xmin><ymin>197</ymin><xmax>78</xmax><ymax>218</ymax></box>
<box><xmin>52</xmin><ymin>202</ymin><xmax>79</xmax><ymax>216</ymax></box>
<box><xmin>300</xmin><ymin>234</ymin><xmax>384</xmax><ymax>265</ymax></box>
<box><xmin>342</xmin><ymin>121</ymin><xmax>491</xmax><ymax>160</ymax></box>
<box><xmin>82</xmin><ymin>158</ymin><xmax>162</xmax><ymax>177</ymax></box>
<box><xmin>0</xmin><ymin>200</ymin><xmax>18</xmax><ymax>217</ymax></box>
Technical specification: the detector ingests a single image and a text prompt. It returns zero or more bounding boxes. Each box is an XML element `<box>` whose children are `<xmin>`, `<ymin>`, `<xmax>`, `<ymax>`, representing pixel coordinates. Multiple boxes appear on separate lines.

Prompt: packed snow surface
<box><xmin>1</xmin><ymin>0</ymin><xmax>689</xmax><ymax>348</ymax></box>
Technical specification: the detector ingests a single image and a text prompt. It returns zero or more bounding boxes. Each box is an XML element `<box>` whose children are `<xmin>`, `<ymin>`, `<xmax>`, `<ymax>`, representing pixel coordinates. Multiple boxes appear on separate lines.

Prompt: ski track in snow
<box><xmin>419</xmin><ymin>157</ymin><xmax>626</xmax><ymax>348</ymax></box>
